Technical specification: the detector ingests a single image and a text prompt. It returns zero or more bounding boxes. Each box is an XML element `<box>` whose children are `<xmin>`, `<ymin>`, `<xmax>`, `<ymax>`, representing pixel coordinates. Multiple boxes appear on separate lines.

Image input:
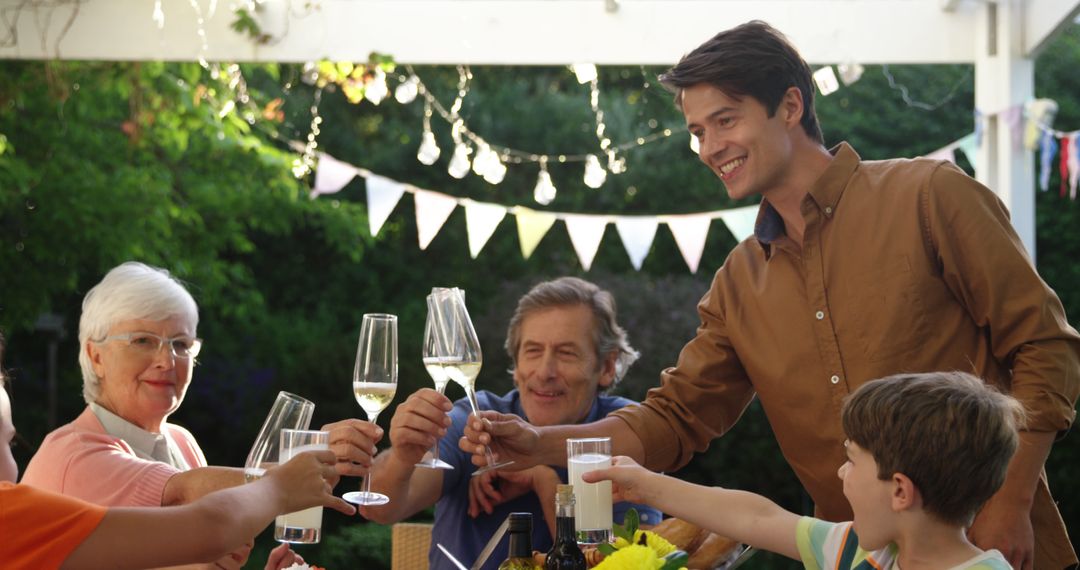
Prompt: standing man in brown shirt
<box><xmin>460</xmin><ymin>20</ymin><xmax>1079</xmax><ymax>570</ymax></box>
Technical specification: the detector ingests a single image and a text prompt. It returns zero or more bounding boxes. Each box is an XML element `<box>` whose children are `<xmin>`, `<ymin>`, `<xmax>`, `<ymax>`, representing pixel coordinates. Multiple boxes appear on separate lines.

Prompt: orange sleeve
<box><xmin>0</xmin><ymin>482</ymin><xmax>108</xmax><ymax>570</ymax></box>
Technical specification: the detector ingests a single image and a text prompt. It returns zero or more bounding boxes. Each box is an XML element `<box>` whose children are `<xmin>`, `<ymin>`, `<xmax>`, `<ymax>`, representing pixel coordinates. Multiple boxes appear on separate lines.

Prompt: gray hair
<box><xmin>505</xmin><ymin>277</ymin><xmax>639</xmax><ymax>387</ymax></box>
<box><xmin>78</xmin><ymin>262</ymin><xmax>199</xmax><ymax>404</ymax></box>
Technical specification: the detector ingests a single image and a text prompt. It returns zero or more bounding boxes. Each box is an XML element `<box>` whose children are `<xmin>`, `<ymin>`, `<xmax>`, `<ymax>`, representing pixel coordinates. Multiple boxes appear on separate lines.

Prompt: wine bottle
<box><xmin>498</xmin><ymin>512</ymin><xmax>540</xmax><ymax>570</ymax></box>
<box><xmin>544</xmin><ymin>485</ymin><xmax>588</xmax><ymax>570</ymax></box>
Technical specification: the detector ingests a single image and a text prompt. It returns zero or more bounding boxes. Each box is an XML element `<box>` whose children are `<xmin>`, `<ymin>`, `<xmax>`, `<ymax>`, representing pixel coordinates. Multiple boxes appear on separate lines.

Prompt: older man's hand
<box><xmin>387</xmin><ymin>388</ymin><xmax>454</xmax><ymax>466</ymax></box>
<box><xmin>459</xmin><ymin>411</ymin><xmax>540</xmax><ymax>470</ymax></box>
<box><xmin>321</xmin><ymin>418</ymin><xmax>384</xmax><ymax>480</ymax></box>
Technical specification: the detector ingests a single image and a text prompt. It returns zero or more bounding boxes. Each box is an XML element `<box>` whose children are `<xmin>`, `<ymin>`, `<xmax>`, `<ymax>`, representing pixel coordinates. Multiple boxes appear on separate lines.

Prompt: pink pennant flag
<box><xmin>414</xmin><ymin>190</ymin><xmax>458</xmax><ymax>250</ymax></box>
<box><xmin>1002</xmin><ymin>105</ymin><xmax>1024</xmax><ymax>151</ymax></box>
<box><xmin>312</xmin><ymin>153</ymin><xmax>359</xmax><ymax>198</ymax></box>
<box><xmin>666</xmin><ymin>214</ymin><xmax>711</xmax><ymax>274</ymax></box>
<box><xmin>614</xmin><ymin>217</ymin><xmax>659</xmax><ymax>271</ymax></box>
<box><xmin>564</xmin><ymin>214</ymin><xmax>608</xmax><ymax>271</ymax></box>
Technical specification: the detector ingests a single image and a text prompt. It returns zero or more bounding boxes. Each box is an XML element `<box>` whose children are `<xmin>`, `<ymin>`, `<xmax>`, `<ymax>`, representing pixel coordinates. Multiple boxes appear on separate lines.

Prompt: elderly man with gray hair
<box><xmin>23</xmin><ymin>261</ymin><xmax>382</xmax><ymax>570</ymax></box>
<box><xmin>358</xmin><ymin>276</ymin><xmax>660</xmax><ymax>570</ymax></box>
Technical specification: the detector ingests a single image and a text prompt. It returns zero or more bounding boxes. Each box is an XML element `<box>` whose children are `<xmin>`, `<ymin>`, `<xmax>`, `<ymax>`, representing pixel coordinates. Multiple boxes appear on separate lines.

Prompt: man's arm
<box><xmin>64</xmin><ymin>451</ymin><xmax>353</xmax><ymax>570</ymax></box>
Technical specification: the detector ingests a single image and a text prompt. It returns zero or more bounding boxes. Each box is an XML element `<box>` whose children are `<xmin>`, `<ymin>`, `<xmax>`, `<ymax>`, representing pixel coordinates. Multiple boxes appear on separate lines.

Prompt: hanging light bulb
<box><xmin>571</xmin><ymin>63</ymin><xmax>598</xmax><ymax>84</ymax></box>
<box><xmin>152</xmin><ymin>0</ymin><xmax>165</xmax><ymax>28</ymax></box>
<box><xmin>483</xmin><ymin>159</ymin><xmax>507</xmax><ymax>184</ymax></box>
<box><xmin>447</xmin><ymin>143</ymin><xmax>472</xmax><ymax>179</ymax></box>
<box><xmin>365</xmin><ymin>68</ymin><xmax>389</xmax><ymax>105</ymax></box>
<box><xmin>606</xmin><ymin>150</ymin><xmax>627</xmax><ymax>174</ymax></box>
<box><xmin>417</xmin><ymin>130</ymin><xmax>441</xmax><ymax>165</ymax></box>
<box><xmin>533</xmin><ymin>160</ymin><xmax>557</xmax><ymax>205</ymax></box>
<box><xmin>472</xmin><ymin>142</ymin><xmax>496</xmax><ymax>177</ymax></box>
<box><xmin>395</xmin><ymin>75</ymin><xmax>420</xmax><ymax>104</ymax></box>
<box><xmin>837</xmin><ymin>62</ymin><xmax>865</xmax><ymax>86</ymax></box>
<box><xmin>690</xmin><ymin>134</ymin><xmax>701</xmax><ymax>154</ymax></box>
<box><xmin>583</xmin><ymin>154</ymin><xmax>607</xmax><ymax>188</ymax></box>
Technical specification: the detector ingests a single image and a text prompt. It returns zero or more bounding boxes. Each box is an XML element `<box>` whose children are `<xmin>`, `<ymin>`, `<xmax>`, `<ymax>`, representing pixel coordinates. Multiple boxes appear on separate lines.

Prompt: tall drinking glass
<box><xmin>244</xmin><ymin>391</ymin><xmax>315</xmax><ymax>482</ymax></box>
<box><xmin>343</xmin><ymin>313</ymin><xmax>398</xmax><ymax>506</ymax></box>
<box><xmin>275</xmin><ymin>429</ymin><xmax>330</xmax><ymax>544</ymax></box>
<box><xmin>567</xmin><ymin>437</ymin><xmax>613</xmax><ymax>544</ymax></box>
<box><xmin>416</xmin><ymin>291</ymin><xmax>454</xmax><ymax>470</ymax></box>
<box><xmin>429</xmin><ymin>287</ymin><xmax>512</xmax><ymax>476</ymax></box>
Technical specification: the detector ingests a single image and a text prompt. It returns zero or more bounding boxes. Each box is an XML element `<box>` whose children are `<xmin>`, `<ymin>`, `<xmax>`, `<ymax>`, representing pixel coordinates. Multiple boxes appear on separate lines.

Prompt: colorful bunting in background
<box><xmin>1039</xmin><ymin>131</ymin><xmax>1058</xmax><ymax>192</ymax></box>
<box><xmin>311</xmin><ymin>152</ymin><xmax>359</xmax><ymax>197</ymax></box>
<box><xmin>956</xmin><ymin>133</ymin><xmax>981</xmax><ymax>174</ymax></box>
<box><xmin>514</xmin><ymin>207</ymin><xmax>558</xmax><ymax>260</ymax></box>
<box><xmin>1067</xmin><ymin>134</ymin><xmax>1080</xmax><ymax>200</ymax></box>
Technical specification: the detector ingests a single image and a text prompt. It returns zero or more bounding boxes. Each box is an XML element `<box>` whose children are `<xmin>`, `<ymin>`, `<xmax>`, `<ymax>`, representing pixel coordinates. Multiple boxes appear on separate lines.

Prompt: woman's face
<box><xmin>87</xmin><ymin>315</ymin><xmax>196</xmax><ymax>432</ymax></box>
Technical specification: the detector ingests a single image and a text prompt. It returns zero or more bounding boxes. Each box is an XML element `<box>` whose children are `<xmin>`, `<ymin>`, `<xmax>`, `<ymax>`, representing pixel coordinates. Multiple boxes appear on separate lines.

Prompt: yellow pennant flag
<box><xmin>514</xmin><ymin>207</ymin><xmax>557</xmax><ymax>260</ymax></box>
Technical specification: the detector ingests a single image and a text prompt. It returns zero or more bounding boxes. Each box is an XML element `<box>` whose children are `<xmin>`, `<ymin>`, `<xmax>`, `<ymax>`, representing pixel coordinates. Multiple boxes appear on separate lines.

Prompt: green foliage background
<box><xmin>1</xmin><ymin>24</ymin><xmax>1078</xmax><ymax>569</ymax></box>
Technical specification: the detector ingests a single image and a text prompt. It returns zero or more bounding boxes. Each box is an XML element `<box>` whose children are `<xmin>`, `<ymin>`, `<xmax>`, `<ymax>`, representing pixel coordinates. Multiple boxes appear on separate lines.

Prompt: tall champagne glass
<box><xmin>343</xmin><ymin>313</ymin><xmax>398</xmax><ymax>506</ymax></box>
<box><xmin>431</xmin><ymin>287</ymin><xmax>513</xmax><ymax>476</ymax></box>
<box><xmin>416</xmin><ymin>291</ymin><xmax>454</xmax><ymax>470</ymax></box>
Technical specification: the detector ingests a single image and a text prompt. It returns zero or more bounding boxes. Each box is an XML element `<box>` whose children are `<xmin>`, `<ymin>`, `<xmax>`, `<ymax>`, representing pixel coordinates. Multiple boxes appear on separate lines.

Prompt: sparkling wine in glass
<box><xmin>431</xmin><ymin>287</ymin><xmax>513</xmax><ymax>476</ymax></box>
<box><xmin>416</xmin><ymin>291</ymin><xmax>455</xmax><ymax>470</ymax></box>
<box><xmin>343</xmin><ymin>313</ymin><xmax>398</xmax><ymax>506</ymax></box>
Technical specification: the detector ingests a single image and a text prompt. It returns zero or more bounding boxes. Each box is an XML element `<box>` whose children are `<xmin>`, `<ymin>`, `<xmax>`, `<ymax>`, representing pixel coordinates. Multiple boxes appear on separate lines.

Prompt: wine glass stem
<box><xmin>464</xmin><ymin>388</ymin><xmax>499</xmax><ymax>467</ymax></box>
<box><xmin>360</xmin><ymin>411</ymin><xmax>380</xmax><ymax>496</ymax></box>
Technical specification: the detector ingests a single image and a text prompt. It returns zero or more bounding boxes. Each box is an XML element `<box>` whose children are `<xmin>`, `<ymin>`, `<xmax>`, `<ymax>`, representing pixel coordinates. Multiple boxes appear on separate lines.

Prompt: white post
<box><xmin>973</xmin><ymin>0</ymin><xmax>1037</xmax><ymax>259</ymax></box>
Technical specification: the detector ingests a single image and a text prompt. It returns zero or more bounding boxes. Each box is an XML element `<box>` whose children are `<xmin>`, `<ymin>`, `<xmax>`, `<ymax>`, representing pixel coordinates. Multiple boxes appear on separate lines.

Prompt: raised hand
<box><xmin>388</xmin><ymin>388</ymin><xmax>454</xmax><ymax>466</ymax></box>
<box><xmin>581</xmin><ymin>456</ymin><xmax>656</xmax><ymax>505</ymax></box>
<box><xmin>459</xmin><ymin>410</ymin><xmax>541</xmax><ymax>469</ymax></box>
<box><xmin>267</xmin><ymin>449</ymin><xmax>357</xmax><ymax>516</ymax></box>
<box><xmin>321</xmin><ymin>418</ymin><xmax>385</xmax><ymax>479</ymax></box>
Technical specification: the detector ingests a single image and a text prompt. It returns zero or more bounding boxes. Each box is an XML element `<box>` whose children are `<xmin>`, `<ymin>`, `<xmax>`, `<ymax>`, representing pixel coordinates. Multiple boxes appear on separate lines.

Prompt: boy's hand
<box><xmin>388</xmin><ymin>388</ymin><xmax>454</xmax><ymax>466</ymax></box>
<box><xmin>460</xmin><ymin>411</ymin><xmax>540</xmax><ymax>470</ymax></box>
<box><xmin>321</xmin><ymin>418</ymin><xmax>385</xmax><ymax>479</ymax></box>
<box><xmin>269</xmin><ymin>450</ymin><xmax>357</xmax><ymax>516</ymax></box>
<box><xmin>582</xmin><ymin>456</ymin><xmax>656</xmax><ymax>505</ymax></box>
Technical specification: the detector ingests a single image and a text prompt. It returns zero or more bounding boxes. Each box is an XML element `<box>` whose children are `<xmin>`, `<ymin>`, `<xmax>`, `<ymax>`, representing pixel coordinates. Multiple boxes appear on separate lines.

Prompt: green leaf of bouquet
<box><xmin>659</xmin><ymin>551</ymin><xmax>690</xmax><ymax>570</ymax></box>
<box><xmin>613</xmin><ymin>521</ymin><xmax>632</xmax><ymax>543</ymax></box>
<box><xmin>624</xmin><ymin>507</ymin><xmax>640</xmax><ymax>535</ymax></box>
<box><xmin>597</xmin><ymin>543</ymin><xmax>618</xmax><ymax>556</ymax></box>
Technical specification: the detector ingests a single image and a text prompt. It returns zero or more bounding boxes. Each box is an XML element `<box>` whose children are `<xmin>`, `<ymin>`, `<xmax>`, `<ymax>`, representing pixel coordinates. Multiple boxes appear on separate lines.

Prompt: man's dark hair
<box><xmin>659</xmin><ymin>20</ymin><xmax>824</xmax><ymax>144</ymax></box>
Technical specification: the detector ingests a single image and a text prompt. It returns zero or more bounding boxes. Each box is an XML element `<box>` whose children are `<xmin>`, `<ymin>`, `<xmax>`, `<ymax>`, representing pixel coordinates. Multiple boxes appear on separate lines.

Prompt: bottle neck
<box><xmin>508</xmin><ymin>530</ymin><xmax>533</xmax><ymax>559</ymax></box>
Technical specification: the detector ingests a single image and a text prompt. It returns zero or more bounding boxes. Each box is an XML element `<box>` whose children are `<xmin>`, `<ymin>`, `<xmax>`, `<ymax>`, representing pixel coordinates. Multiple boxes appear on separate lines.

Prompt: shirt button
<box><xmin>825</xmin><ymin>206</ymin><xmax>833</xmax><ymax>215</ymax></box>
<box><xmin>815</xmin><ymin>311</ymin><xmax>825</xmax><ymax>320</ymax></box>
<box><xmin>830</xmin><ymin>375</ymin><xmax>840</xmax><ymax>384</ymax></box>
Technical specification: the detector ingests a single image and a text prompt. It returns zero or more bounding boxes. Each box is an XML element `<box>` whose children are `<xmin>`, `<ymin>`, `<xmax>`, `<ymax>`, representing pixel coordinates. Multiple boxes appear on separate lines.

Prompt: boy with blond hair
<box><xmin>586</xmin><ymin>372</ymin><xmax>1023</xmax><ymax>569</ymax></box>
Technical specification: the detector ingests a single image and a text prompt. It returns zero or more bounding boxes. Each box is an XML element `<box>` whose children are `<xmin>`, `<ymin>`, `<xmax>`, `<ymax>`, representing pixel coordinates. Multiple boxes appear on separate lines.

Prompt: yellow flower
<box><xmin>611</xmin><ymin>530</ymin><xmax>678</xmax><ymax>557</ymax></box>
<box><xmin>593</xmin><ymin>545</ymin><xmax>663</xmax><ymax>570</ymax></box>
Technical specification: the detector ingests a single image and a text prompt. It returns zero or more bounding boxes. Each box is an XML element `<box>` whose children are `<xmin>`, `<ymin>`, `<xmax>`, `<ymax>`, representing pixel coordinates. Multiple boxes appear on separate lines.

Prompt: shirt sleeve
<box><xmin>0</xmin><ymin>483</ymin><xmax>108</xmax><ymax>569</ymax></box>
<box><xmin>795</xmin><ymin>516</ymin><xmax>847</xmax><ymax>570</ymax></box>
<box><xmin>925</xmin><ymin>163</ymin><xmax>1080</xmax><ymax>434</ymax></box>
<box><xmin>609</xmin><ymin>269</ymin><xmax>756</xmax><ymax>471</ymax></box>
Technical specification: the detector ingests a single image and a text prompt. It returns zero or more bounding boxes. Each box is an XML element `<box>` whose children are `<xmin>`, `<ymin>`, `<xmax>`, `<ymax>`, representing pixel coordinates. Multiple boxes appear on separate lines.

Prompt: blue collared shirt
<box><xmin>429</xmin><ymin>389</ymin><xmax>663</xmax><ymax>570</ymax></box>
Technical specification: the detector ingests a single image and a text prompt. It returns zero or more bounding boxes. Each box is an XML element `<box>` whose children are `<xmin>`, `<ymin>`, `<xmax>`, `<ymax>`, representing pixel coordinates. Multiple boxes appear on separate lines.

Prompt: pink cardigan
<box><xmin>21</xmin><ymin>407</ymin><xmax>207</xmax><ymax>507</ymax></box>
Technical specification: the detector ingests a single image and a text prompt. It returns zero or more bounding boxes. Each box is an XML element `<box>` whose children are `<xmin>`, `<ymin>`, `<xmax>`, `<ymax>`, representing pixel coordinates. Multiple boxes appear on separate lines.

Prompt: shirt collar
<box><xmin>89</xmin><ymin>402</ymin><xmax>188</xmax><ymax>469</ymax></box>
<box><xmin>752</xmin><ymin>142</ymin><xmax>861</xmax><ymax>252</ymax></box>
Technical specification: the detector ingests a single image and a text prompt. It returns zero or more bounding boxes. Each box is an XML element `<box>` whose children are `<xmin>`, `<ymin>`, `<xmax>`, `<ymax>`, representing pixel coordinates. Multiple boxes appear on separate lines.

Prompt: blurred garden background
<box><xmin>1</xmin><ymin>15</ymin><xmax>1078</xmax><ymax>569</ymax></box>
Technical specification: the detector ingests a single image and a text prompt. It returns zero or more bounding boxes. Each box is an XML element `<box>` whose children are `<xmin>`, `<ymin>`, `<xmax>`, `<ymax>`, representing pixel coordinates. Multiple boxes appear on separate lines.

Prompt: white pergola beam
<box><xmin>1024</xmin><ymin>0</ymin><xmax>1080</xmax><ymax>55</ymax></box>
<box><xmin>0</xmin><ymin>0</ymin><xmax>979</xmax><ymax>65</ymax></box>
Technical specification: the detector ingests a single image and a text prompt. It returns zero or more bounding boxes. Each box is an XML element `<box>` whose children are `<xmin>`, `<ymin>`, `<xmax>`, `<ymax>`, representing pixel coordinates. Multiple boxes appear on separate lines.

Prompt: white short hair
<box><xmin>78</xmin><ymin>262</ymin><xmax>199</xmax><ymax>404</ymax></box>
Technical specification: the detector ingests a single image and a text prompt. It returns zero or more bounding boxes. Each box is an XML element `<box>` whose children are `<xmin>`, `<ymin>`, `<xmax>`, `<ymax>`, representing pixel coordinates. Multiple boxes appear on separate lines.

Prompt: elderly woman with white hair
<box><xmin>23</xmin><ymin>261</ymin><xmax>382</xmax><ymax>569</ymax></box>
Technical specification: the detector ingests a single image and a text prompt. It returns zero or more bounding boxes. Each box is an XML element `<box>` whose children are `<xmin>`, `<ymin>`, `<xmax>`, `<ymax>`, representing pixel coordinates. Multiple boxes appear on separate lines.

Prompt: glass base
<box><xmin>416</xmin><ymin>452</ymin><xmax>454</xmax><ymax>470</ymax></box>
<box><xmin>471</xmin><ymin>460</ymin><xmax>514</xmax><ymax>477</ymax></box>
<box><xmin>343</xmin><ymin>491</ymin><xmax>390</xmax><ymax>506</ymax></box>
<box><xmin>576</xmin><ymin>528</ymin><xmax>612</xmax><ymax>545</ymax></box>
<box><xmin>275</xmin><ymin>525</ymin><xmax>321</xmax><ymax>544</ymax></box>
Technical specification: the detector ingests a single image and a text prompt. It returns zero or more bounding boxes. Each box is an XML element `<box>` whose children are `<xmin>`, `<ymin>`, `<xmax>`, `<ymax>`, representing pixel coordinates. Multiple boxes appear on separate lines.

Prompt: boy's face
<box><xmin>682</xmin><ymin>83</ymin><xmax>798</xmax><ymax>201</ymax></box>
<box><xmin>838</xmin><ymin>440</ymin><xmax>895</xmax><ymax>550</ymax></box>
<box><xmin>0</xmin><ymin>386</ymin><xmax>16</xmax><ymax>483</ymax></box>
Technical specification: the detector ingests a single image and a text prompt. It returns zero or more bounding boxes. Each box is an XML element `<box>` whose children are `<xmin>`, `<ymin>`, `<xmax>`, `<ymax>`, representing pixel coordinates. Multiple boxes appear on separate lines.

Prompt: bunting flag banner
<box><xmin>957</xmin><ymin>133</ymin><xmax>981</xmax><ymax>175</ymax></box>
<box><xmin>717</xmin><ymin>205</ymin><xmax>760</xmax><ymax>243</ymax></box>
<box><xmin>1024</xmin><ymin>99</ymin><xmax>1058</xmax><ymax>150</ymax></box>
<box><xmin>414</xmin><ymin>189</ymin><xmax>458</xmax><ymax>250</ymax></box>
<box><xmin>463</xmin><ymin>200</ymin><xmax>507</xmax><ymax>258</ymax></box>
<box><xmin>923</xmin><ymin>144</ymin><xmax>957</xmax><ymax>163</ymax></box>
<box><xmin>1061</xmin><ymin>136</ymin><xmax>1072</xmax><ymax>198</ymax></box>
<box><xmin>666</xmin><ymin>214</ymin><xmax>712</xmax><ymax>274</ymax></box>
<box><xmin>312</xmin><ymin>153</ymin><xmax>359</xmax><ymax>198</ymax></box>
<box><xmin>564</xmin><ymin>214</ymin><xmax>608</xmax><ymax>271</ymax></box>
<box><xmin>514</xmin><ymin>207</ymin><xmax>558</xmax><ymax>260</ymax></box>
<box><xmin>1068</xmin><ymin>133</ymin><xmax>1080</xmax><ymax>200</ymax></box>
<box><xmin>365</xmin><ymin>174</ymin><xmax>407</xmax><ymax>237</ymax></box>
<box><xmin>614</xmin><ymin>217</ymin><xmax>659</xmax><ymax>271</ymax></box>
<box><xmin>1039</xmin><ymin>130</ymin><xmax>1058</xmax><ymax>192</ymax></box>
<box><xmin>1003</xmin><ymin>105</ymin><xmax>1024</xmax><ymax>151</ymax></box>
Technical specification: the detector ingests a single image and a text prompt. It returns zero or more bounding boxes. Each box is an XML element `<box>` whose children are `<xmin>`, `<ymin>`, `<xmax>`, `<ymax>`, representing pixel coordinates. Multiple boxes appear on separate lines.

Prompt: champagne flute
<box><xmin>431</xmin><ymin>287</ymin><xmax>513</xmax><ymax>476</ymax></box>
<box><xmin>416</xmin><ymin>291</ymin><xmax>454</xmax><ymax>470</ymax></box>
<box><xmin>343</xmin><ymin>313</ymin><xmax>398</xmax><ymax>506</ymax></box>
<box><xmin>244</xmin><ymin>391</ymin><xmax>315</xmax><ymax>483</ymax></box>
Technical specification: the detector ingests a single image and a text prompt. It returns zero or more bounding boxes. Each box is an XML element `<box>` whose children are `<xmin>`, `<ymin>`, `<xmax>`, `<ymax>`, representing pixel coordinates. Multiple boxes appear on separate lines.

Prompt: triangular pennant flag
<box><xmin>956</xmin><ymin>133</ymin><xmax>981</xmax><ymax>175</ymax></box>
<box><xmin>365</xmin><ymin>174</ymin><xmax>407</xmax><ymax>237</ymax></box>
<box><xmin>464</xmin><ymin>200</ymin><xmax>507</xmax><ymax>258</ymax></box>
<box><xmin>1003</xmin><ymin>105</ymin><xmax>1024</xmax><ymax>151</ymax></box>
<box><xmin>1061</xmin><ymin>135</ymin><xmax>1072</xmax><ymax>198</ymax></box>
<box><xmin>564</xmin><ymin>214</ymin><xmax>608</xmax><ymax>271</ymax></box>
<box><xmin>614</xmin><ymin>217</ymin><xmax>659</xmax><ymax>271</ymax></box>
<box><xmin>312</xmin><ymin>153</ymin><xmax>359</xmax><ymax>198</ymax></box>
<box><xmin>1038</xmin><ymin>130</ymin><xmax>1058</xmax><ymax>192</ymax></box>
<box><xmin>414</xmin><ymin>190</ymin><xmax>458</xmax><ymax>250</ymax></box>
<box><xmin>1068</xmin><ymin>133</ymin><xmax>1080</xmax><ymax>200</ymax></box>
<box><xmin>666</xmin><ymin>214</ymin><xmax>712</xmax><ymax>274</ymax></box>
<box><xmin>717</xmin><ymin>205</ymin><xmax>760</xmax><ymax>243</ymax></box>
<box><xmin>923</xmin><ymin>144</ymin><xmax>956</xmax><ymax>163</ymax></box>
<box><xmin>514</xmin><ymin>207</ymin><xmax>557</xmax><ymax>259</ymax></box>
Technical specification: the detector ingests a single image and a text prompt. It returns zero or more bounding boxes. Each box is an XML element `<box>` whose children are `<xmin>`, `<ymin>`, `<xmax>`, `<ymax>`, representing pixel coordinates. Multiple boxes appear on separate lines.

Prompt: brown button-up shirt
<box><xmin>612</xmin><ymin>143</ymin><xmax>1079</xmax><ymax>567</ymax></box>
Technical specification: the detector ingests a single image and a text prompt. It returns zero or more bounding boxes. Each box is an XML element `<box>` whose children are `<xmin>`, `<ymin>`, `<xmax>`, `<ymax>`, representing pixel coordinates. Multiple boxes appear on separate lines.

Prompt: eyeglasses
<box><xmin>96</xmin><ymin>332</ymin><xmax>203</xmax><ymax>360</ymax></box>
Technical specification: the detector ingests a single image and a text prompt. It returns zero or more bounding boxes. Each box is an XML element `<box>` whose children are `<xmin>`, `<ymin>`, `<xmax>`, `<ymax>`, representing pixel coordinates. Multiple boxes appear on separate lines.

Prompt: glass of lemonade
<box><xmin>275</xmin><ymin>429</ymin><xmax>330</xmax><ymax>543</ymax></box>
<box><xmin>344</xmin><ymin>313</ymin><xmax>398</xmax><ymax>506</ymax></box>
<box><xmin>567</xmin><ymin>437</ymin><xmax>613</xmax><ymax>544</ymax></box>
